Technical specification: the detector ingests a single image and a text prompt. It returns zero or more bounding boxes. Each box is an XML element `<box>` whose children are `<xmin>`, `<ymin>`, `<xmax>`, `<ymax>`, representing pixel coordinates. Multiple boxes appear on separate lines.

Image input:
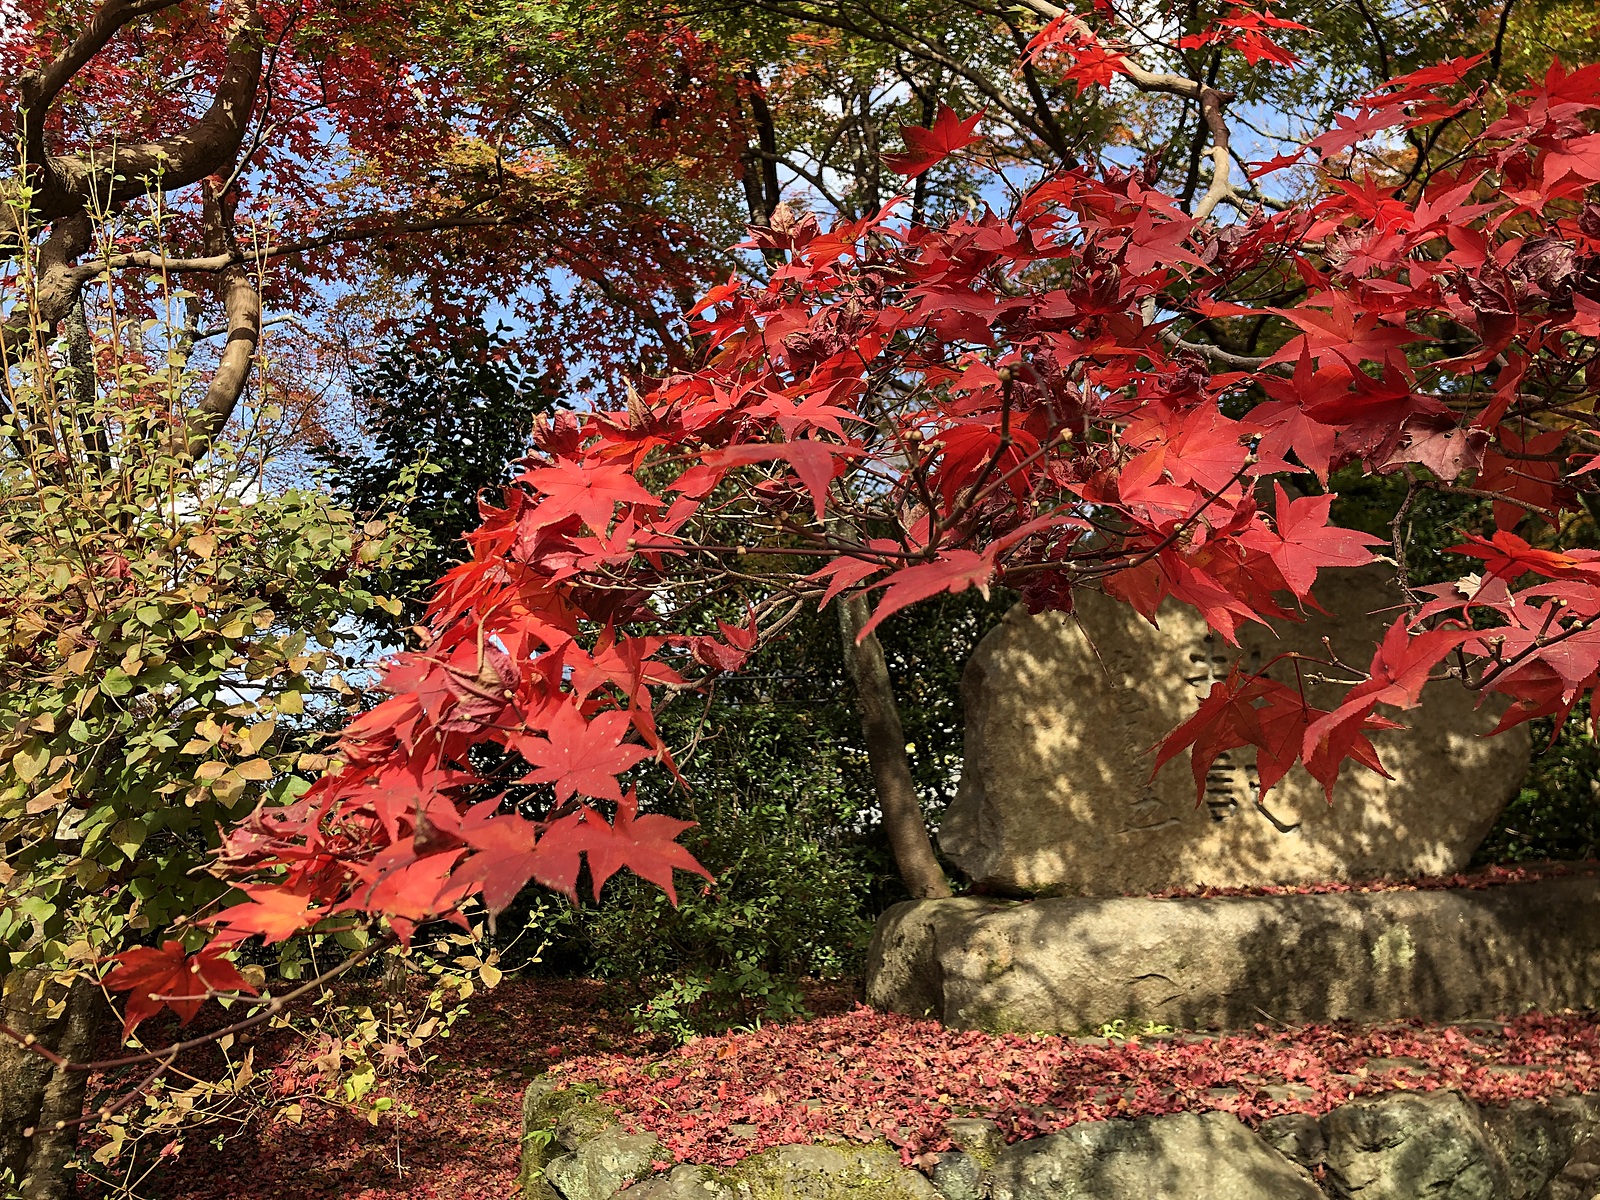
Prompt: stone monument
<box><xmin>938</xmin><ymin>564</ymin><xmax>1532</xmax><ymax>896</ymax></box>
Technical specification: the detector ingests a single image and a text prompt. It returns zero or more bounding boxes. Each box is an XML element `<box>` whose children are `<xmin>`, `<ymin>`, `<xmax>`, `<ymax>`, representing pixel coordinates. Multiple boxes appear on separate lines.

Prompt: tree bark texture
<box><xmin>0</xmin><ymin>971</ymin><xmax>101</xmax><ymax>1200</ymax></box>
<box><xmin>837</xmin><ymin>593</ymin><xmax>952</xmax><ymax>900</ymax></box>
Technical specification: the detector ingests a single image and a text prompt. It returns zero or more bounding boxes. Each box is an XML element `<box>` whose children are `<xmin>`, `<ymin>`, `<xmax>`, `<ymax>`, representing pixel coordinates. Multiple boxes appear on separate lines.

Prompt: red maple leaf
<box><xmin>1255</xmin><ymin>684</ymin><xmax>1392</xmax><ymax>801</ymax></box>
<box><xmin>338</xmin><ymin>844</ymin><xmax>474</xmax><ymax>937</ymax></box>
<box><xmin>883</xmin><ymin>105</ymin><xmax>984</xmax><ymax>177</ymax></box>
<box><xmin>748</xmin><ymin>382</ymin><xmax>862</xmax><ymax>441</ymax></box>
<box><xmin>1269</xmin><ymin>484</ymin><xmax>1385</xmax><ymax>600</ymax></box>
<box><xmin>1449</xmin><ymin>530</ymin><xmax>1600</xmax><ymax>583</ymax></box>
<box><xmin>1060</xmin><ymin>39</ymin><xmax>1134</xmax><ymax>96</ymax></box>
<box><xmin>520</xmin><ymin>458</ymin><xmax>664</xmax><ymax>535</ymax></box>
<box><xmin>1475</xmin><ymin>428</ymin><xmax>1570</xmax><ymax>531</ymax></box>
<box><xmin>104</xmin><ymin>941</ymin><xmax>256</xmax><ymax>1039</ymax></box>
<box><xmin>1150</xmin><ymin>668</ymin><xmax>1270</xmax><ymax>803</ymax></box>
<box><xmin>1268</xmin><ymin>292</ymin><xmax>1426</xmax><ymax>366</ymax></box>
<box><xmin>455</xmin><ymin>804</ymin><xmax>583</xmax><ymax>911</ymax></box>
<box><xmin>689</xmin><ymin>611</ymin><xmax>762</xmax><ymax>673</ymax></box>
<box><xmin>207</xmin><ymin>886</ymin><xmax>321</xmax><ymax>946</ymax></box>
<box><xmin>930</xmin><ymin>423</ymin><xmax>1042</xmax><ymax>506</ymax></box>
<box><xmin>1303</xmin><ymin>621</ymin><xmax>1474</xmax><ymax>760</ymax></box>
<box><xmin>556</xmin><ymin>791</ymin><xmax>712</xmax><ymax>902</ymax></box>
<box><xmin>857</xmin><ymin>551</ymin><xmax>994</xmax><ymax>640</ymax></box>
<box><xmin>807</xmin><ymin>544</ymin><xmax>896</xmax><ymax>607</ymax></box>
<box><xmin>510</xmin><ymin>703</ymin><xmax>652</xmax><ymax>803</ymax></box>
<box><xmin>705</xmin><ymin>441</ymin><xmax>859</xmax><ymax>522</ymax></box>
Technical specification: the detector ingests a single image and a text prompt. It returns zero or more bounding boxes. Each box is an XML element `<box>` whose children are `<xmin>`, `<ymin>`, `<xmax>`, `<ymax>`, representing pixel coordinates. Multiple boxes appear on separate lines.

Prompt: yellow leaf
<box><xmin>241</xmin><ymin>721</ymin><xmax>276</xmax><ymax>755</ymax></box>
<box><xmin>187</xmin><ymin>533</ymin><xmax>217</xmax><ymax>559</ymax></box>
<box><xmin>109</xmin><ymin>819</ymin><xmax>145</xmax><ymax>856</ymax></box>
<box><xmin>219</xmin><ymin>618</ymin><xmax>247</xmax><ymax>639</ymax></box>
<box><xmin>65</xmin><ymin>648</ymin><xmax>93</xmax><ymax>675</ymax></box>
<box><xmin>480</xmin><ymin>963</ymin><xmax>503</xmax><ymax>988</ymax></box>
<box><xmin>13</xmin><ymin>741</ymin><xmax>48</xmax><ymax>783</ymax></box>
<box><xmin>91</xmin><ymin>1126</ymin><xmax>125</xmax><ymax>1165</ymax></box>
<box><xmin>276</xmin><ymin>690</ymin><xmax>304</xmax><ymax>715</ymax></box>
<box><xmin>211</xmin><ymin>775</ymin><xmax>245</xmax><ymax>804</ymax></box>
<box><xmin>195</xmin><ymin>761</ymin><xmax>228</xmax><ymax>781</ymax></box>
<box><xmin>234</xmin><ymin>758</ymin><xmax>273</xmax><ymax>782</ymax></box>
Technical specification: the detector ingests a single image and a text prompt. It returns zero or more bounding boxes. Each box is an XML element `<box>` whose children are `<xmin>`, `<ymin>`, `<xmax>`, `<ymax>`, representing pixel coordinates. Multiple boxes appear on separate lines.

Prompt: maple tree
<box><xmin>141</xmin><ymin>13</ymin><xmax>1600</xmax><ymax>967</ymax></box>
<box><xmin>7</xmin><ymin>0</ymin><xmax>1600</xmax><ymax>1187</ymax></box>
<box><xmin>0</xmin><ymin>0</ymin><xmax>745</xmax><ymax>425</ymax></box>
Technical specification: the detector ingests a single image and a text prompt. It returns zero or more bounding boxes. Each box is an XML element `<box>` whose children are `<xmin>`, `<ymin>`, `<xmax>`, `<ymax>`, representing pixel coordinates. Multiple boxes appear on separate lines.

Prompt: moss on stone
<box><xmin>709</xmin><ymin>1142</ymin><xmax>935</xmax><ymax>1200</ymax></box>
<box><xmin>519</xmin><ymin>1076</ymin><xmax>618</xmax><ymax>1200</ymax></box>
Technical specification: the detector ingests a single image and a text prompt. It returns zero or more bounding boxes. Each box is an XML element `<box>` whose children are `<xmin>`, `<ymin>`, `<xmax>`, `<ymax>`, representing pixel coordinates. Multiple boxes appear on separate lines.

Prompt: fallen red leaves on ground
<box><xmin>104</xmin><ymin>886</ymin><xmax>1600</xmax><ymax>1198</ymax></box>
<box><xmin>560</xmin><ymin>1005</ymin><xmax>1600</xmax><ymax>1169</ymax></box>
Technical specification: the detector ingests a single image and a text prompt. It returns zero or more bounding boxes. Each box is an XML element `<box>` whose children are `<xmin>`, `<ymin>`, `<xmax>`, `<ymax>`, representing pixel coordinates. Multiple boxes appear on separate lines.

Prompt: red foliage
<box><xmin>93</xmin><ymin>974</ymin><xmax>1600</xmax><ymax>1198</ymax></box>
<box><xmin>559</xmin><ymin>1005</ymin><xmax>1600</xmax><ymax>1169</ymax></box>
<box><xmin>884</xmin><ymin>105</ymin><xmax>986</xmax><ymax>176</ymax></box>
<box><xmin>90</xmin><ymin>15</ymin><xmax>1600</xmax><ymax>1040</ymax></box>
<box><xmin>102</xmin><ymin>942</ymin><xmax>257</xmax><ymax>1039</ymax></box>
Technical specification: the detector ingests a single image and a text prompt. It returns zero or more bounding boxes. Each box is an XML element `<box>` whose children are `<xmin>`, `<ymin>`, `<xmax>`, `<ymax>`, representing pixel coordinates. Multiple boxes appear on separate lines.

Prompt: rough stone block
<box><xmin>940</xmin><ymin>566</ymin><xmax>1530</xmax><ymax>895</ymax></box>
<box><xmin>729</xmin><ymin>1143</ymin><xmax>940</xmax><ymax>1200</ymax></box>
<box><xmin>1322</xmin><ymin>1091</ymin><xmax>1507</xmax><ymax>1200</ymax></box>
<box><xmin>545</xmin><ymin>1129</ymin><xmax>662</xmax><ymax>1200</ymax></box>
<box><xmin>987</xmin><ymin>1111</ymin><xmax>1321</xmax><ymax>1199</ymax></box>
<box><xmin>521</xmin><ymin>1077</ymin><xmax>617</xmax><ymax>1200</ymax></box>
<box><xmin>1259</xmin><ymin>1112</ymin><xmax>1326</xmax><ymax>1169</ymax></box>
<box><xmin>865</xmin><ymin>876</ymin><xmax>1600</xmax><ymax>1031</ymax></box>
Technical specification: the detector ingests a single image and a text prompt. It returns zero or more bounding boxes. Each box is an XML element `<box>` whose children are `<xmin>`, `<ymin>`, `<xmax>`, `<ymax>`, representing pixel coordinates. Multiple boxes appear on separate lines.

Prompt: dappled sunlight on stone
<box><xmin>940</xmin><ymin>565</ymin><xmax>1532</xmax><ymax>896</ymax></box>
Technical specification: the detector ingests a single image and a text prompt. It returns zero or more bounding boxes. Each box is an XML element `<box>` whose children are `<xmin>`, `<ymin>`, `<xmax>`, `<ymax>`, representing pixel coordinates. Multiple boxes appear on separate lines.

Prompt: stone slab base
<box><xmin>865</xmin><ymin>875</ymin><xmax>1600</xmax><ymax>1032</ymax></box>
<box><xmin>524</xmin><ymin>1077</ymin><xmax>1600</xmax><ymax>1200</ymax></box>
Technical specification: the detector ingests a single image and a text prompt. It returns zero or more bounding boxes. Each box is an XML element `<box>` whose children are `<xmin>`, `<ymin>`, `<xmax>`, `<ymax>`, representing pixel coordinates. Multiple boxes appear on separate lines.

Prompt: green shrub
<box><xmin>1475</xmin><ymin>703</ymin><xmax>1600</xmax><ymax>865</ymax></box>
<box><xmin>581</xmin><ymin>799</ymin><xmax>873</xmax><ymax>1040</ymax></box>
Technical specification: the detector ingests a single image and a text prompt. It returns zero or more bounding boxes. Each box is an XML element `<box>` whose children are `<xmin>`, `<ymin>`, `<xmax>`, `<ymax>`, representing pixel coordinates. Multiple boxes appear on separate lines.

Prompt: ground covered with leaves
<box><xmin>560</xmin><ymin>1008</ymin><xmax>1600</xmax><ymax>1171</ymax></box>
<box><xmin>109</xmin><ymin>968</ymin><xmax>1600</xmax><ymax>1199</ymax></box>
<box><xmin>92</xmin><ymin>979</ymin><xmax>656</xmax><ymax>1200</ymax></box>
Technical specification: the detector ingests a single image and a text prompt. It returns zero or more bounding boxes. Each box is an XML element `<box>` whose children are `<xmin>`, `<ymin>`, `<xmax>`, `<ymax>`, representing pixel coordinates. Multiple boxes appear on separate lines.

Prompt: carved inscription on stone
<box><xmin>937</xmin><ymin>565</ymin><xmax>1533</xmax><ymax>896</ymax></box>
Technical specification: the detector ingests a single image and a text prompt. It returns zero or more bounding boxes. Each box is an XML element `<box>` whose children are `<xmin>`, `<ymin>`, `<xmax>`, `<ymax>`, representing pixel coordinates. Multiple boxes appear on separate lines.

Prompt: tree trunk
<box><xmin>837</xmin><ymin>593</ymin><xmax>952</xmax><ymax>899</ymax></box>
<box><xmin>1</xmin><ymin>970</ymin><xmax>101</xmax><ymax>1200</ymax></box>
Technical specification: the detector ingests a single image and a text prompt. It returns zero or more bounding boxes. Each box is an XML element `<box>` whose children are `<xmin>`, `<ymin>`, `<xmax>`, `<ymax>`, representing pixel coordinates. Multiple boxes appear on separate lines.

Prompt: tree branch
<box><xmin>19</xmin><ymin>0</ymin><xmax>263</xmax><ymax>223</ymax></box>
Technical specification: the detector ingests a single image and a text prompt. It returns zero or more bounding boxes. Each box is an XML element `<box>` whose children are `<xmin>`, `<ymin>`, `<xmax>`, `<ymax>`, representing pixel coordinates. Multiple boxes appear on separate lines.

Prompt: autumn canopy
<box><xmin>6</xmin><ymin>0</ymin><xmax>1600</xmax><ymax>1049</ymax></box>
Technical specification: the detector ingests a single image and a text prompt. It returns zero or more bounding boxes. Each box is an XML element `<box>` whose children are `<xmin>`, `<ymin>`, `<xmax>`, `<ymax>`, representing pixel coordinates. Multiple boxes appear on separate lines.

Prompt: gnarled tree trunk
<box><xmin>0</xmin><ymin>971</ymin><xmax>101</xmax><ymax>1200</ymax></box>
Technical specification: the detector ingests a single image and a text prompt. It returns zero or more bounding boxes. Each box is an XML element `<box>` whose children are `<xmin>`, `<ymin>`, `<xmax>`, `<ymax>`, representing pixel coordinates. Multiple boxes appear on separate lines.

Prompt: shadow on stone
<box><xmin>866</xmin><ymin>876</ymin><xmax>1600</xmax><ymax>1031</ymax></box>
